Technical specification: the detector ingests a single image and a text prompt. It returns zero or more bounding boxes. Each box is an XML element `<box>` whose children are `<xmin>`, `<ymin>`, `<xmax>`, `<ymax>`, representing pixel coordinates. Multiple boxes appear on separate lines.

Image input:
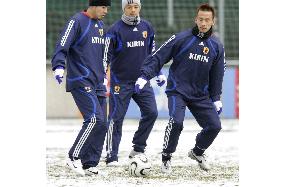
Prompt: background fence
<box><xmin>46</xmin><ymin>0</ymin><xmax>239</xmax><ymax>60</ymax></box>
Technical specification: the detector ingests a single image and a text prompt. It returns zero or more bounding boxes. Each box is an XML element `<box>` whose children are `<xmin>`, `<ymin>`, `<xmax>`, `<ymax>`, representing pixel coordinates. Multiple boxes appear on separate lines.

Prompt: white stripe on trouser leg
<box><xmin>73</xmin><ymin>116</ymin><xmax>96</xmax><ymax>158</ymax></box>
<box><xmin>73</xmin><ymin>116</ymin><xmax>96</xmax><ymax>157</ymax></box>
<box><xmin>163</xmin><ymin>117</ymin><xmax>173</xmax><ymax>149</ymax></box>
<box><xmin>106</xmin><ymin>120</ymin><xmax>114</xmax><ymax>154</ymax></box>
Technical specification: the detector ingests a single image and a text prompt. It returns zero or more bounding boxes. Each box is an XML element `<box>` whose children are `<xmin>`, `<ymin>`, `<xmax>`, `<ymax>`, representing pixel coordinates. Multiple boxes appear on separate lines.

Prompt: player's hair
<box><xmin>89</xmin><ymin>0</ymin><xmax>111</xmax><ymax>6</ymax></box>
<box><xmin>196</xmin><ymin>3</ymin><xmax>215</xmax><ymax>18</ymax></box>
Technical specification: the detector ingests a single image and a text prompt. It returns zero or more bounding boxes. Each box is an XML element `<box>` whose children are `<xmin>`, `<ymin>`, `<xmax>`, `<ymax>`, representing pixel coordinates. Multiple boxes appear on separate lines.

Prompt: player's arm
<box><xmin>135</xmin><ymin>35</ymin><xmax>177</xmax><ymax>92</ymax></box>
<box><xmin>51</xmin><ymin>18</ymin><xmax>79</xmax><ymax>70</ymax></box>
<box><xmin>148</xmin><ymin>24</ymin><xmax>156</xmax><ymax>54</ymax></box>
<box><xmin>102</xmin><ymin>29</ymin><xmax>117</xmax><ymax>88</ymax></box>
<box><xmin>208</xmin><ymin>44</ymin><xmax>226</xmax><ymax>102</ymax></box>
<box><xmin>51</xmin><ymin>18</ymin><xmax>79</xmax><ymax>84</ymax></box>
<box><xmin>140</xmin><ymin>34</ymin><xmax>177</xmax><ymax>80</ymax></box>
<box><xmin>150</xmin><ymin>35</ymin><xmax>156</xmax><ymax>53</ymax></box>
<box><xmin>103</xmin><ymin>31</ymin><xmax>116</xmax><ymax>75</ymax></box>
<box><xmin>147</xmin><ymin>24</ymin><xmax>167</xmax><ymax>86</ymax></box>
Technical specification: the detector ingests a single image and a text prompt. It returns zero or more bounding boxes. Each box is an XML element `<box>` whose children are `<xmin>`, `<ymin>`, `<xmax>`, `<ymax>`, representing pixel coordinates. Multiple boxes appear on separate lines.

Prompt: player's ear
<box><xmin>212</xmin><ymin>18</ymin><xmax>215</xmax><ymax>26</ymax></box>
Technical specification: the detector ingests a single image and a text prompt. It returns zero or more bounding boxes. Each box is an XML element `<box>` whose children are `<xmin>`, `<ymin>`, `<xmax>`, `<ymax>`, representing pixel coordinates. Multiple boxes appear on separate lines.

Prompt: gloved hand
<box><xmin>156</xmin><ymin>71</ymin><xmax>167</xmax><ymax>87</ymax></box>
<box><xmin>214</xmin><ymin>101</ymin><xmax>223</xmax><ymax>115</ymax></box>
<box><xmin>135</xmin><ymin>76</ymin><xmax>148</xmax><ymax>93</ymax></box>
<box><xmin>54</xmin><ymin>66</ymin><xmax>64</xmax><ymax>84</ymax></box>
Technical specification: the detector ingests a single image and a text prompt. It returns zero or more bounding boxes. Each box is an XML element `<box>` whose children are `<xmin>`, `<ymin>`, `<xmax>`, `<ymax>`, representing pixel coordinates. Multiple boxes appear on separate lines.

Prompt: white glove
<box><xmin>54</xmin><ymin>66</ymin><xmax>64</xmax><ymax>84</ymax></box>
<box><xmin>214</xmin><ymin>101</ymin><xmax>223</xmax><ymax>115</ymax></box>
<box><xmin>135</xmin><ymin>77</ymin><xmax>148</xmax><ymax>93</ymax></box>
<box><xmin>103</xmin><ymin>77</ymin><xmax>108</xmax><ymax>87</ymax></box>
<box><xmin>156</xmin><ymin>74</ymin><xmax>167</xmax><ymax>87</ymax></box>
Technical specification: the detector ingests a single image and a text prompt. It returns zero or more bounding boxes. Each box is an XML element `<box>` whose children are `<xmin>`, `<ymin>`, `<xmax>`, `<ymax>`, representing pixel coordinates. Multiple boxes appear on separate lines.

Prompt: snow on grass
<box><xmin>47</xmin><ymin>119</ymin><xmax>239</xmax><ymax>187</ymax></box>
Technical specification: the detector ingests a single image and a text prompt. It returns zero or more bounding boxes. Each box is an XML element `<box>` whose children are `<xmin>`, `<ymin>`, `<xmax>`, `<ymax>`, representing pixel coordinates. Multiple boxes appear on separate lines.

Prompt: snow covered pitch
<box><xmin>47</xmin><ymin>119</ymin><xmax>239</xmax><ymax>187</ymax></box>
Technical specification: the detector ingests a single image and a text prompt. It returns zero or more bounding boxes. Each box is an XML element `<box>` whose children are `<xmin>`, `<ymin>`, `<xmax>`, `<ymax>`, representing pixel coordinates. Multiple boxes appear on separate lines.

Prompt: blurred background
<box><xmin>46</xmin><ymin>0</ymin><xmax>239</xmax><ymax>119</ymax></box>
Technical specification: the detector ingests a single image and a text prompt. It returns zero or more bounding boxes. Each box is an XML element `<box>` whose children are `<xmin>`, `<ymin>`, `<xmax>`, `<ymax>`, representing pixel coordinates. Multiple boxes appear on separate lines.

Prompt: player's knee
<box><xmin>144</xmin><ymin>108</ymin><xmax>158</xmax><ymax>119</ymax></box>
<box><xmin>171</xmin><ymin>117</ymin><xmax>183</xmax><ymax>127</ymax></box>
<box><xmin>210</xmin><ymin>122</ymin><xmax>222</xmax><ymax>133</ymax></box>
<box><xmin>92</xmin><ymin>115</ymin><xmax>108</xmax><ymax>130</ymax></box>
<box><xmin>170</xmin><ymin>118</ymin><xmax>184</xmax><ymax>131</ymax></box>
<box><xmin>115</xmin><ymin>126</ymin><xmax>122</xmax><ymax>135</ymax></box>
<box><xmin>112</xmin><ymin>118</ymin><xmax>124</xmax><ymax>125</ymax></box>
<box><xmin>150</xmin><ymin>108</ymin><xmax>158</xmax><ymax>119</ymax></box>
<box><xmin>99</xmin><ymin>124</ymin><xmax>108</xmax><ymax>132</ymax></box>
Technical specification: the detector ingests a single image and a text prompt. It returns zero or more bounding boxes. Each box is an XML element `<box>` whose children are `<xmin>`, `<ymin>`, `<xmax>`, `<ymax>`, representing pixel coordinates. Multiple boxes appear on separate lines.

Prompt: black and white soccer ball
<box><xmin>129</xmin><ymin>154</ymin><xmax>151</xmax><ymax>177</ymax></box>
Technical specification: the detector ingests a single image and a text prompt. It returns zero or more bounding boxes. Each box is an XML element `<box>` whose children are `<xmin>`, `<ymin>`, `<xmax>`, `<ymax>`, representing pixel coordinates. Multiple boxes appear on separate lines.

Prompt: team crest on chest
<box><xmin>99</xmin><ymin>29</ymin><xmax>104</xmax><ymax>36</ymax></box>
<box><xmin>84</xmin><ymin>86</ymin><xmax>92</xmax><ymax>93</ymax></box>
<box><xmin>114</xmin><ymin>85</ymin><xmax>120</xmax><ymax>94</ymax></box>
<box><xmin>142</xmin><ymin>31</ymin><xmax>147</xmax><ymax>39</ymax></box>
<box><xmin>203</xmin><ymin>47</ymin><xmax>209</xmax><ymax>55</ymax></box>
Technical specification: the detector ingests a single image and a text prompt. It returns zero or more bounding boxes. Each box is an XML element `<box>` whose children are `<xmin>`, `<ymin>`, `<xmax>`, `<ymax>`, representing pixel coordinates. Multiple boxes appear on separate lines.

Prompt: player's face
<box><xmin>124</xmin><ymin>4</ymin><xmax>140</xmax><ymax>17</ymax></box>
<box><xmin>94</xmin><ymin>6</ymin><xmax>108</xmax><ymax>19</ymax></box>
<box><xmin>195</xmin><ymin>10</ymin><xmax>215</xmax><ymax>33</ymax></box>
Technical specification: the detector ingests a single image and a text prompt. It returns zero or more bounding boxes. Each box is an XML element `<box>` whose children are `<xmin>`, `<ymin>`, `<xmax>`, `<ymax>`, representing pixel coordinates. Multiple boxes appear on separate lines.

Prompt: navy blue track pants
<box><xmin>69</xmin><ymin>87</ymin><xmax>107</xmax><ymax>168</ymax></box>
<box><xmin>163</xmin><ymin>94</ymin><xmax>222</xmax><ymax>155</ymax></box>
<box><xmin>106</xmin><ymin>82</ymin><xmax>158</xmax><ymax>162</ymax></box>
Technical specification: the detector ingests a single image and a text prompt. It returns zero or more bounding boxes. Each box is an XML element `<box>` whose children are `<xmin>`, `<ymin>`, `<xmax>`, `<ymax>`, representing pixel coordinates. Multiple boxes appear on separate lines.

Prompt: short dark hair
<box><xmin>89</xmin><ymin>0</ymin><xmax>111</xmax><ymax>6</ymax></box>
<box><xmin>196</xmin><ymin>3</ymin><xmax>215</xmax><ymax>18</ymax></box>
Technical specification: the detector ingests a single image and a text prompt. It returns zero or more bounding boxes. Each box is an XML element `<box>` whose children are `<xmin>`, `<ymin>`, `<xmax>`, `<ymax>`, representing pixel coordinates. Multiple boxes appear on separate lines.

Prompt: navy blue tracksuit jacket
<box><xmin>103</xmin><ymin>19</ymin><xmax>158</xmax><ymax>163</ymax></box>
<box><xmin>141</xmin><ymin>29</ymin><xmax>225</xmax><ymax>102</ymax></box>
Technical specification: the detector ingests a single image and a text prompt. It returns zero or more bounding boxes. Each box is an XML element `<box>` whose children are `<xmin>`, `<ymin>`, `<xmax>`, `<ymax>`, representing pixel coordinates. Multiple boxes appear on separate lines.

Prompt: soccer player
<box><xmin>135</xmin><ymin>3</ymin><xmax>226</xmax><ymax>173</ymax></box>
<box><xmin>103</xmin><ymin>0</ymin><xmax>167</xmax><ymax>166</ymax></box>
<box><xmin>51</xmin><ymin>0</ymin><xmax>111</xmax><ymax>176</ymax></box>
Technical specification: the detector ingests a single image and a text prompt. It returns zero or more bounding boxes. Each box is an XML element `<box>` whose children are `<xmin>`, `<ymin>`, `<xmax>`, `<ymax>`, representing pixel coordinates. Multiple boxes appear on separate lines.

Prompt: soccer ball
<box><xmin>129</xmin><ymin>154</ymin><xmax>151</xmax><ymax>177</ymax></box>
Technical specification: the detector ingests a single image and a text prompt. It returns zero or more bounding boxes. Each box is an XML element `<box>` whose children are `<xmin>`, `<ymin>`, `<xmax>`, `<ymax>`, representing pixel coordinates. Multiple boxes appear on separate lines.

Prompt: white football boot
<box><xmin>129</xmin><ymin>149</ymin><xmax>144</xmax><ymax>159</ymax></box>
<box><xmin>106</xmin><ymin>161</ymin><xmax>120</xmax><ymax>167</ymax></box>
<box><xmin>161</xmin><ymin>160</ymin><xmax>172</xmax><ymax>174</ymax></box>
<box><xmin>188</xmin><ymin>149</ymin><xmax>211</xmax><ymax>171</ymax></box>
<box><xmin>84</xmin><ymin>167</ymin><xmax>99</xmax><ymax>176</ymax></box>
<box><xmin>66</xmin><ymin>156</ymin><xmax>85</xmax><ymax>176</ymax></box>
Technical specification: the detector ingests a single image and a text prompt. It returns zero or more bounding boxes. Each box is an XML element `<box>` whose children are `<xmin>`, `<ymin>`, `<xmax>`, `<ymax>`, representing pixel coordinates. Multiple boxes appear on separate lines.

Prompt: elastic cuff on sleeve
<box><xmin>141</xmin><ymin>74</ymin><xmax>149</xmax><ymax>81</ymax></box>
<box><xmin>211</xmin><ymin>95</ymin><xmax>220</xmax><ymax>102</ymax></box>
<box><xmin>52</xmin><ymin>65</ymin><xmax>65</xmax><ymax>71</ymax></box>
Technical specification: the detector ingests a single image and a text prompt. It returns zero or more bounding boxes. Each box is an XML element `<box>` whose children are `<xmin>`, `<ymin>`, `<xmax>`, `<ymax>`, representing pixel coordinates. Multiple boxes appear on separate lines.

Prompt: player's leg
<box><xmin>187</xmin><ymin>98</ymin><xmax>222</xmax><ymax>170</ymax></box>
<box><xmin>69</xmin><ymin>87</ymin><xmax>107</xmax><ymax>175</ymax></box>
<box><xmin>132</xmin><ymin>83</ymin><xmax>158</xmax><ymax>154</ymax></box>
<box><xmin>97</xmin><ymin>95</ymin><xmax>107</xmax><ymax>126</ymax></box>
<box><xmin>105</xmin><ymin>83</ymin><xmax>132</xmax><ymax>164</ymax></box>
<box><xmin>82</xmin><ymin>95</ymin><xmax>108</xmax><ymax>175</ymax></box>
<box><xmin>161</xmin><ymin>94</ymin><xmax>186</xmax><ymax>173</ymax></box>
